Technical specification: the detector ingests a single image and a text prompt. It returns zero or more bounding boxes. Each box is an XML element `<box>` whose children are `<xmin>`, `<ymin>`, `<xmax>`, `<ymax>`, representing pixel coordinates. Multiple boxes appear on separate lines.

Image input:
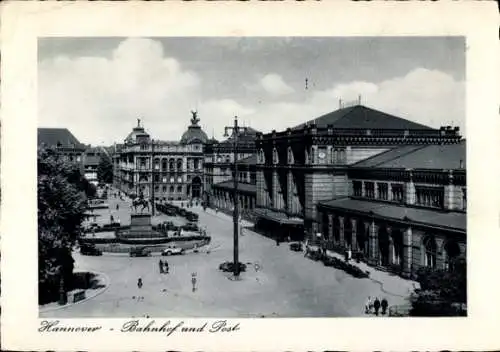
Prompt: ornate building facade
<box><xmin>254</xmin><ymin>104</ymin><xmax>464</xmax><ymax>249</ymax></box>
<box><xmin>203</xmin><ymin>127</ymin><xmax>257</xmax><ymax>209</ymax></box>
<box><xmin>113</xmin><ymin>113</ymin><xmax>207</xmax><ymax>201</ymax></box>
<box><xmin>316</xmin><ymin>142</ymin><xmax>466</xmax><ymax>278</ymax></box>
<box><xmin>210</xmin><ymin>154</ymin><xmax>257</xmax><ymax>218</ymax></box>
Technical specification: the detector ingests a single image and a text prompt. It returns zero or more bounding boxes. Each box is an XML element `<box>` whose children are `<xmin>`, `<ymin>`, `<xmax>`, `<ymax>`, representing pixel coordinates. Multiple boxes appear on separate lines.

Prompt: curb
<box><xmin>39</xmin><ymin>270</ymin><xmax>110</xmax><ymax>314</ymax></box>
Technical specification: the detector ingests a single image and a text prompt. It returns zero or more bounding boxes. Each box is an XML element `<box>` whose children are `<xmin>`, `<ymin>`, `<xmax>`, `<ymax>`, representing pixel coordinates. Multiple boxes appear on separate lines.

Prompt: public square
<box><xmin>40</xmin><ymin>191</ymin><xmax>416</xmax><ymax>318</ymax></box>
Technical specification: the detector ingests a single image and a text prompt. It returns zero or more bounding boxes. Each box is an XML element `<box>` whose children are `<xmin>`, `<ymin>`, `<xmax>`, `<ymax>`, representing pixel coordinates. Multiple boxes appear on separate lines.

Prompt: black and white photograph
<box><xmin>37</xmin><ymin>36</ymin><xmax>467</xmax><ymax>318</ymax></box>
<box><xmin>1</xmin><ymin>2</ymin><xmax>499</xmax><ymax>351</ymax></box>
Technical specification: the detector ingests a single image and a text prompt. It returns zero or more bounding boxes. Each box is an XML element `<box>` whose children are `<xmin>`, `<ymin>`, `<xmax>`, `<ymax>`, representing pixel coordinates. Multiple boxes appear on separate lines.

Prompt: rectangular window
<box><xmin>353</xmin><ymin>181</ymin><xmax>362</xmax><ymax>197</ymax></box>
<box><xmin>415</xmin><ymin>186</ymin><xmax>444</xmax><ymax>208</ymax></box>
<box><xmin>391</xmin><ymin>184</ymin><xmax>404</xmax><ymax>203</ymax></box>
<box><xmin>377</xmin><ymin>183</ymin><xmax>388</xmax><ymax>200</ymax></box>
<box><xmin>365</xmin><ymin>182</ymin><xmax>375</xmax><ymax>199</ymax></box>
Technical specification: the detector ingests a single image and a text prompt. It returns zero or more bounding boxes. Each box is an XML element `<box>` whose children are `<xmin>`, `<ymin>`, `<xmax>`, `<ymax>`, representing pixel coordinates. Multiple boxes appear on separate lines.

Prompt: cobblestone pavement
<box><xmin>41</xmin><ymin>189</ymin><xmax>414</xmax><ymax>318</ymax></box>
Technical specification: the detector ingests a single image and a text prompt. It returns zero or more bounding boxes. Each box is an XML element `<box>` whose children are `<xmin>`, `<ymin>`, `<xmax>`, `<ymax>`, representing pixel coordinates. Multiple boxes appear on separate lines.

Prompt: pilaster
<box><xmin>405</xmin><ymin>171</ymin><xmax>416</xmax><ymax>205</ymax></box>
<box><xmin>328</xmin><ymin>214</ymin><xmax>333</xmax><ymax>241</ymax></box>
<box><xmin>402</xmin><ymin>227</ymin><xmax>413</xmax><ymax>277</ymax></box>
<box><xmin>350</xmin><ymin>218</ymin><xmax>357</xmax><ymax>251</ymax></box>
<box><xmin>368</xmin><ymin>221</ymin><xmax>378</xmax><ymax>266</ymax></box>
<box><xmin>339</xmin><ymin>216</ymin><xmax>345</xmax><ymax>246</ymax></box>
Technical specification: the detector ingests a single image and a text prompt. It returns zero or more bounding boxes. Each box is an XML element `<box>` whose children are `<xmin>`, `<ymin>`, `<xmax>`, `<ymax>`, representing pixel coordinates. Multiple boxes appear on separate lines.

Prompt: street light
<box><xmin>151</xmin><ymin>139</ymin><xmax>156</xmax><ymax>216</ymax></box>
<box><xmin>224</xmin><ymin>116</ymin><xmax>248</xmax><ymax>279</ymax></box>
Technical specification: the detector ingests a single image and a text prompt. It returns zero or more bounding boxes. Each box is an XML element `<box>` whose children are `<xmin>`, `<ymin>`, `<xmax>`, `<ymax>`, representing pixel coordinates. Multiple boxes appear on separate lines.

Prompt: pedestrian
<box><xmin>191</xmin><ymin>272</ymin><xmax>197</xmax><ymax>292</ymax></box>
<box><xmin>164</xmin><ymin>260</ymin><xmax>169</xmax><ymax>274</ymax></box>
<box><xmin>381</xmin><ymin>298</ymin><xmax>388</xmax><ymax>315</ymax></box>
<box><xmin>344</xmin><ymin>249</ymin><xmax>349</xmax><ymax>262</ymax></box>
<box><xmin>159</xmin><ymin>259</ymin><xmax>164</xmax><ymax>274</ymax></box>
<box><xmin>116</xmin><ymin>204</ymin><xmax>119</xmax><ymax>211</ymax></box>
<box><xmin>275</xmin><ymin>236</ymin><xmax>280</xmax><ymax>246</ymax></box>
<box><xmin>374</xmin><ymin>297</ymin><xmax>381</xmax><ymax>316</ymax></box>
<box><xmin>110</xmin><ymin>214</ymin><xmax>114</xmax><ymax>223</ymax></box>
<box><xmin>365</xmin><ymin>296</ymin><xmax>372</xmax><ymax>314</ymax></box>
<box><xmin>137</xmin><ymin>278</ymin><xmax>143</xmax><ymax>289</ymax></box>
<box><xmin>347</xmin><ymin>246</ymin><xmax>352</xmax><ymax>262</ymax></box>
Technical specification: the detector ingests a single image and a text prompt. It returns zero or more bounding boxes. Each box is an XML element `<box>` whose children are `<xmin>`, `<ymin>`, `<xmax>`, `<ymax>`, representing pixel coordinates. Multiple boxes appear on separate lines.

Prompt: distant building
<box><xmin>37</xmin><ymin>128</ymin><xmax>85</xmax><ymax>172</ymax></box>
<box><xmin>211</xmin><ymin>154</ymin><xmax>257</xmax><ymax>218</ymax></box>
<box><xmin>254</xmin><ymin>104</ymin><xmax>465</xmax><ymax>276</ymax></box>
<box><xmin>113</xmin><ymin>114</ymin><xmax>207</xmax><ymax>201</ymax></box>
<box><xmin>203</xmin><ymin>127</ymin><xmax>258</xmax><ymax>209</ymax></box>
<box><xmin>83</xmin><ymin>146</ymin><xmax>111</xmax><ymax>185</ymax></box>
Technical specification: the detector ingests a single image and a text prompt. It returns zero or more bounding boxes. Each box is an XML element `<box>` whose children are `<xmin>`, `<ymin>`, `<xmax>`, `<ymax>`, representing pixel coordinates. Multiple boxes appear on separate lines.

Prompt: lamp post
<box><xmin>224</xmin><ymin>116</ymin><xmax>248</xmax><ymax>278</ymax></box>
<box><xmin>151</xmin><ymin>139</ymin><xmax>155</xmax><ymax>216</ymax></box>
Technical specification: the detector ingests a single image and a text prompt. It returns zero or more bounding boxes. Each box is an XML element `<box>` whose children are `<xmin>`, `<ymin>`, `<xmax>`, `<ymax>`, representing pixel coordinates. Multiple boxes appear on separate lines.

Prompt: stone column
<box><xmin>388</xmin><ymin>227</ymin><xmax>395</xmax><ymax>265</ymax></box>
<box><xmin>287</xmin><ymin>171</ymin><xmax>293</xmax><ymax>214</ymax></box>
<box><xmin>328</xmin><ymin>214</ymin><xmax>333</xmax><ymax>242</ymax></box>
<box><xmin>339</xmin><ymin>216</ymin><xmax>345</xmax><ymax>246</ymax></box>
<box><xmin>402</xmin><ymin>227</ymin><xmax>413</xmax><ymax>278</ymax></box>
<box><xmin>272</xmin><ymin>170</ymin><xmax>279</xmax><ymax>209</ymax></box>
<box><xmin>368</xmin><ymin>221</ymin><xmax>378</xmax><ymax>266</ymax></box>
<box><xmin>351</xmin><ymin>218</ymin><xmax>357</xmax><ymax>251</ymax></box>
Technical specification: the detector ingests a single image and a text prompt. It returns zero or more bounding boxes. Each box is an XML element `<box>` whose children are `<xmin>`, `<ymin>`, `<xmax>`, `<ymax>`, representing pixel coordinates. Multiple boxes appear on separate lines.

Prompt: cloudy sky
<box><xmin>38</xmin><ymin>37</ymin><xmax>465</xmax><ymax>146</ymax></box>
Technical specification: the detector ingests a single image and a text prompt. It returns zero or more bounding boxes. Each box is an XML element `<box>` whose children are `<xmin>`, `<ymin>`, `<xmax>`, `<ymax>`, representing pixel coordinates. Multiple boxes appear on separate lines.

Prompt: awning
<box><xmin>254</xmin><ymin>208</ymin><xmax>304</xmax><ymax>225</ymax></box>
<box><xmin>318</xmin><ymin>197</ymin><xmax>466</xmax><ymax>233</ymax></box>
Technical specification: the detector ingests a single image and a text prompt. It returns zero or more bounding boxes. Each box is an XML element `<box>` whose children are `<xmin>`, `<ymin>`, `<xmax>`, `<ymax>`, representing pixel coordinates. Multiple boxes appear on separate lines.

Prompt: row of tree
<box><xmin>38</xmin><ymin>147</ymin><xmax>97</xmax><ymax>304</ymax></box>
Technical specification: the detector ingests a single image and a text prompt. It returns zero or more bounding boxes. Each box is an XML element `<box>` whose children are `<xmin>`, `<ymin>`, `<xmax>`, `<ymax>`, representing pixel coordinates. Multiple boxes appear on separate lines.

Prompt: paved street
<box><xmin>41</xmin><ymin>193</ymin><xmax>414</xmax><ymax>318</ymax></box>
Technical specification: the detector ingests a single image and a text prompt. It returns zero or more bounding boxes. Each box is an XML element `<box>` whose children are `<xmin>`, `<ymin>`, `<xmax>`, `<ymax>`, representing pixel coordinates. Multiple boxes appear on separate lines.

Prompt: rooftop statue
<box><xmin>190</xmin><ymin>110</ymin><xmax>200</xmax><ymax>125</ymax></box>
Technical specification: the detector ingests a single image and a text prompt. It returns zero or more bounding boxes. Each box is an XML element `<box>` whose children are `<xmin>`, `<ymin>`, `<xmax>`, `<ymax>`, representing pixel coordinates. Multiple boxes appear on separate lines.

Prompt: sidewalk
<box><xmin>196</xmin><ymin>206</ymin><xmax>418</xmax><ymax>299</ymax></box>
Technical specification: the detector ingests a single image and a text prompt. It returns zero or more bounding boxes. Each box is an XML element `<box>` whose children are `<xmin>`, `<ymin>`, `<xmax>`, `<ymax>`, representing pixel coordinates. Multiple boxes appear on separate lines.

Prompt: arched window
<box><xmin>423</xmin><ymin>235</ymin><xmax>437</xmax><ymax>268</ymax></box>
<box><xmin>444</xmin><ymin>240</ymin><xmax>461</xmax><ymax>271</ymax></box>
<box><xmin>161</xmin><ymin>159</ymin><xmax>167</xmax><ymax>171</ymax></box>
<box><xmin>169</xmin><ymin>159</ymin><xmax>175</xmax><ymax>170</ymax></box>
<box><xmin>391</xmin><ymin>230</ymin><xmax>404</xmax><ymax>266</ymax></box>
<box><xmin>344</xmin><ymin>218</ymin><xmax>352</xmax><ymax>248</ymax></box>
<box><xmin>288</xmin><ymin>147</ymin><xmax>294</xmax><ymax>164</ymax></box>
<box><xmin>169</xmin><ymin>186</ymin><xmax>174</xmax><ymax>193</ymax></box>
<box><xmin>177</xmin><ymin>159</ymin><xmax>183</xmax><ymax>170</ymax></box>
<box><xmin>333</xmin><ymin>217</ymin><xmax>340</xmax><ymax>243</ymax></box>
<box><xmin>273</xmin><ymin>148</ymin><xmax>279</xmax><ymax>164</ymax></box>
<box><xmin>356</xmin><ymin>220</ymin><xmax>367</xmax><ymax>255</ymax></box>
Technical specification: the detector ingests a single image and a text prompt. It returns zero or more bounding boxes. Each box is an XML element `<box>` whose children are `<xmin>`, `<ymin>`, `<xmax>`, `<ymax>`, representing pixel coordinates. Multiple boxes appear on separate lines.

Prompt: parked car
<box><xmin>129</xmin><ymin>247</ymin><xmax>152</xmax><ymax>257</ymax></box>
<box><xmin>219</xmin><ymin>261</ymin><xmax>247</xmax><ymax>273</ymax></box>
<box><xmin>186</xmin><ymin>213</ymin><xmax>199</xmax><ymax>222</ymax></box>
<box><xmin>182</xmin><ymin>222</ymin><xmax>199</xmax><ymax>232</ymax></box>
<box><xmin>161</xmin><ymin>245</ymin><xmax>185</xmax><ymax>256</ymax></box>
<box><xmin>80</xmin><ymin>244</ymin><xmax>102</xmax><ymax>256</ymax></box>
<box><xmin>289</xmin><ymin>242</ymin><xmax>303</xmax><ymax>252</ymax></box>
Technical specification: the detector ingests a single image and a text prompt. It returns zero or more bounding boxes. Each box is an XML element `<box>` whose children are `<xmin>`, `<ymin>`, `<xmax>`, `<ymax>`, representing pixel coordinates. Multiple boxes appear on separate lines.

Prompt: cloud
<box><xmin>39</xmin><ymin>38</ymin><xmax>202</xmax><ymax>145</ymax></box>
<box><xmin>259</xmin><ymin>73</ymin><xmax>294</xmax><ymax>96</ymax></box>
<box><xmin>39</xmin><ymin>37</ymin><xmax>465</xmax><ymax>146</ymax></box>
<box><xmin>243</xmin><ymin>68</ymin><xmax>465</xmax><ymax>134</ymax></box>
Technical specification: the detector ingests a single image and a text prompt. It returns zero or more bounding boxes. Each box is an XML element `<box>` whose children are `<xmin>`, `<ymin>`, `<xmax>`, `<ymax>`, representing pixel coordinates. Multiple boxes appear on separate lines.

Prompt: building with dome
<box><xmin>113</xmin><ymin>112</ymin><xmax>207</xmax><ymax>201</ymax></box>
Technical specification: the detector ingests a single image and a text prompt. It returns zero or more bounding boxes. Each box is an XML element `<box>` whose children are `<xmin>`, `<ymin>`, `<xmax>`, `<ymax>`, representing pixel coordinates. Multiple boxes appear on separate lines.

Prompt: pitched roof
<box><xmin>319</xmin><ymin>198</ymin><xmax>466</xmax><ymax>232</ymax></box>
<box><xmin>353</xmin><ymin>141</ymin><xmax>466</xmax><ymax>170</ymax></box>
<box><xmin>212</xmin><ymin>181</ymin><xmax>256</xmax><ymax>194</ymax></box>
<box><xmin>38</xmin><ymin>128</ymin><xmax>84</xmax><ymax>149</ymax></box>
<box><xmin>293</xmin><ymin>105</ymin><xmax>434</xmax><ymax>131</ymax></box>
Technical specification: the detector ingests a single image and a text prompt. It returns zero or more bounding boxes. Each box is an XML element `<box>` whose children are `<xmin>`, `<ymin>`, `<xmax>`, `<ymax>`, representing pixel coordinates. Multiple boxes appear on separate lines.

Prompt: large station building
<box><xmin>254</xmin><ymin>104</ymin><xmax>465</xmax><ymax>277</ymax></box>
<box><xmin>113</xmin><ymin>113</ymin><xmax>208</xmax><ymax>201</ymax></box>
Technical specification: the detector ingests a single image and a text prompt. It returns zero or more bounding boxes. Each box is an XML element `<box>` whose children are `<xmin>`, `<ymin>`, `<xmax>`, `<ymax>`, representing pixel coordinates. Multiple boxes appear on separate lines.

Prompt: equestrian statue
<box><xmin>131</xmin><ymin>192</ymin><xmax>150</xmax><ymax>214</ymax></box>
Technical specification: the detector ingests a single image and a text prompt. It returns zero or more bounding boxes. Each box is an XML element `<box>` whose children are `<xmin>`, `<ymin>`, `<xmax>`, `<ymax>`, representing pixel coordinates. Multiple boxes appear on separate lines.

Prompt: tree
<box><xmin>97</xmin><ymin>156</ymin><xmax>113</xmax><ymax>184</ymax></box>
<box><xmin>410</xmin><ymin>257</ymin><xmax>467</xmax><ymax>316</ymax></box>
<box><xmin>38</xmin><ymin>147</ymin><xmax>94</xmax><ymax>304</ymax></box>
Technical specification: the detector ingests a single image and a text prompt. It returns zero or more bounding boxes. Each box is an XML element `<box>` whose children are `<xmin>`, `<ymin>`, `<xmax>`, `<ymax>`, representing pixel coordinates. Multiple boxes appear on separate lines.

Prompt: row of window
<box><xmin>353</xmin><ymin>180</ymin><xmax>466</xmax><ymax>210</ymax></box>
